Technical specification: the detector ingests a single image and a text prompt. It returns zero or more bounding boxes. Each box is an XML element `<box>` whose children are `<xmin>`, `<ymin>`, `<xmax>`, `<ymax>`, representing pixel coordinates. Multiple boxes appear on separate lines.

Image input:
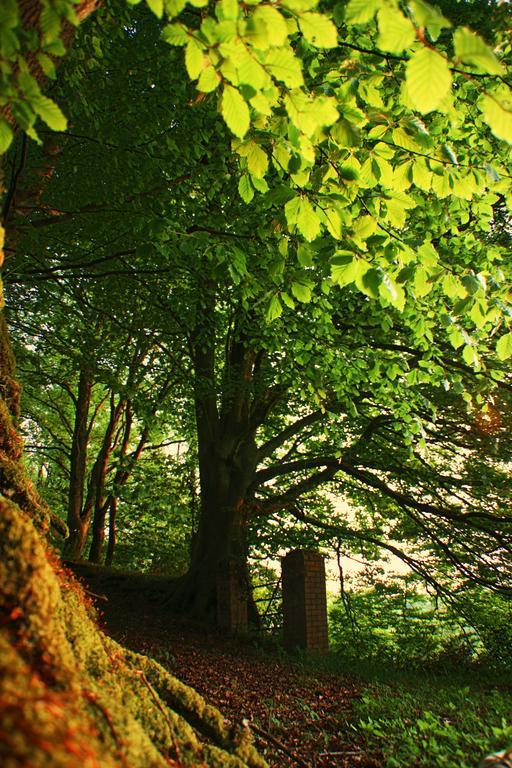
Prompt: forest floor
<box><xmin>71</xmin><ymin>563</ymin><xmax>377</xmax><ymax>768</ymax></box>
<box><xmin>71</xmin><ymin>564</ymin><xmax>512</xmax><ymax>768</ymax></box>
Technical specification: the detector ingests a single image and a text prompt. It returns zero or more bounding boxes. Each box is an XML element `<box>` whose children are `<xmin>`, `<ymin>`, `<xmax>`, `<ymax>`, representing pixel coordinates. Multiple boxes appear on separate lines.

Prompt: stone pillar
<box><xmin>282</xmin><ymin>549</ymin><xmax>328</xmax><ymax>653</ymax></box>
<box><xmin>216</xmin><ymin>558</ymin><xmax>248</xmax><ymax>633</ymax></box>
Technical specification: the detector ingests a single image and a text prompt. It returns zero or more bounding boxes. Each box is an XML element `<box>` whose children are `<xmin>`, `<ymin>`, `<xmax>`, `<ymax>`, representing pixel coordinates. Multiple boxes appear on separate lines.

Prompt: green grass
<box><xmin>354</xmin><ymin>681</ymin><xmax>512</xmax><ymax>768</ymax></box>
<box><xmin>291</xmin><ymin>651</ymin><xmax>512</xmax><ymax>768</ymax></box>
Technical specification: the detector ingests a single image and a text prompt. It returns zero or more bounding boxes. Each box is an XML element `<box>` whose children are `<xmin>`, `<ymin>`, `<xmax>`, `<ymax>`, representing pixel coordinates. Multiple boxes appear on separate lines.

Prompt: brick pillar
<box><xmin>282</xmin><ymin>550</ymin><xmax>328</xmax><ymax>653</ymax></box>
<box><xmin>216</xmin><ymin>558</ymin><xmax>248</xmax><ymax>634</ymax></box>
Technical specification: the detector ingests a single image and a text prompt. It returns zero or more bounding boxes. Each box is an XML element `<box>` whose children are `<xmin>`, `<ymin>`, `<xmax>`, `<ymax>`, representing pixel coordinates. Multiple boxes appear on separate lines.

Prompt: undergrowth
<box><xmin>292</xmin><ymin>650</ymin><xmax>512</xmax><ymax>768</ymax></box>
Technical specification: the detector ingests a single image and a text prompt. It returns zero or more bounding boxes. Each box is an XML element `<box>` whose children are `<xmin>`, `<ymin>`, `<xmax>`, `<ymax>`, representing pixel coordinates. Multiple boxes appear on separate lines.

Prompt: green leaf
<box><xmin>409</xmin><ymin>0</ymin><xmax>451</xmax><ymax>40</ymax></box>
<box><xmin>32</xmin><ymin>96</ymin><xmax>67</xmax><ymax>131</ymax></box>
<box><xmin>185</xmin><ymin>39</ymin><xmax>205</xmax><ymax>79</ymax></box>
<box><xmin>220</xmin><ymin>0</ymin><xmax>238</xmax><ymax>20</ymax></box>
<box><xmin>377</xmin><ymin>7</ymin><xmax>416</xmax><ymax>54</ymax></box>
<box><xmin>37</xmin><ymin>53</ymin><xmax>57</xmax><ymax>79</ymax></box>
<box><xmin>246</xmin><ymin>142</ymin><xmax>268</xmax><ymax>178</ymax></box>
<box><xmin>299</xmin><ymin>13</ymin><xmax>337</xmax><ymax>48</ymax></box>
<box><xmin>40</xmin><ymin>5</ymin><xmax>61</xmax><ymax>42</ymax></box>
<box><xmin>379</xmin><ymin>272</ymin><xmax>405</xmax><ymax>310</ymax></box>
<box><xmin>442</xmin><ymin>274</ymin><xmax>465</xmax><ymax>300</ymax></box>
<box><xmin>481</xmin><ymin>91</ymin><xmax>512</xmax><ymax>144</ymax></box>
<box><xmin>405</xmin><ymin>48</ymin><xmax>452</xmax><ymax>114</ymax></box>
<box><xmin>448</xmin><ymin>326</ymin><xmax>464</xmax><ymax>350</ymax></box>
<box><xmin>221</xmin><ymin>85</ymin><xmax>250</xmax><ymax>138</ymax></box>
<box><xmin>357</xmin><ymin>267</ymin><xmax>382</xmax><ymax>299</ymax></box>
<box><xmin>237</xmin><ymin>55</ymin><xmax>267</xmax><ymax>90</ymax></box>
<box><xmin>162</xmin><ymin>23</ymin><xmax>189</xmax><ymax>45</ymax></box>
<box><xmin>281</xmin><ymin>292</ymin><xmax>295</xmax><ymax>309</ymax></box>
<box><xmin>322</xmin><ymin>207</ymin><xmax>342</xmax><ymax>239</ymax></box>
<box><xmin>266</xmin><ymin>295</ymin><xmax>283</xmax><ymax>322</ymax></box>
<box><xmin>331</xmin><ymin>252</ymin><xmax>358</xmax><ymax>287</ymax></box>
<box><xmin>296</xmin><ymin>198</ymin><xmax>321</xmax><ymax>241</ymax></box>
<box><xmin>330</xmin><ymin>118</ymin><xmax>360</xmax><ymax>147</ymax></box>
<box><xmin>414</xmin><ymin>266</ymin><xmax>433</xmax><ymax>298</ymax></box>
<box><xmin>453</xmin><ymin>27</ymin><xmax>504</xmax><ymax>75</ymax></box>
<box><xmin>291</xmin><ymin>281</ymin><xmax>312</xmax><ymax>303</ymax></box>
<box><xmin>238</xmin><ymin>174</ymin><xmax>254</xmax><ymax>203</ymax></box>
<box><xmin>252</xmin><ymin>6</ymin><xmax>288</xmax><ymax>46</ymax></box>
<box><xmin>146</xmin><ymin>0</ymin><xmax>164</xmax><ymax>17</ymax></box>
<box><xmin>0</xmin><ymin>119</ymin><xmax>14</xmax><ymax>154</ymax></box>
<box><xmin>462</xmin><ymin>344</ymin><xmax>479</xmax><ymax>368</ymax></box>
<box><xmin>412</xmin><ymin>158</ymin><xmax>432</xmax><ymax>190</ymax></box>
<box><xmin>345</xmin><ymin>0</ymin><xmax>379</xmax><ymax>25</ymax></box>
<box><xmin>496</xmin><ymin>332</ymin><xmax>512</xmax><ymax>361</ymax></box>
<box><xmin>197</xmin><ymin>66</ymin><xmax>220</xmax><ymax>92</ymax></box>
<box><xmin>353</xmin><ymin>215</ymin><xmax>377</xmax><ymax>240</ymax></box>
<box><xmin>265</xmin><ymin>48</ymin><xmax>304</xmax><ymax>88</ymax></box>
<box><xmin>166</xmin><ymin>0</ymin><xmax>186</xmax><ymax>15</ymax></box>
<box><xmin>265</xmin><ymin>186</ymin><xmax>297</xmax><ymax>206</ymax></box>
<box><xmin>285</xmin><ymin>196</ymin><xmax>321</xmax><ymax>241</ymax></box>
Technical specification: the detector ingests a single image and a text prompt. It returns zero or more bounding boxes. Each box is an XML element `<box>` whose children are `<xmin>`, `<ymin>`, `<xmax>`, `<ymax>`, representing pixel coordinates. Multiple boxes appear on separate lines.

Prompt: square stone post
<box><xmin>282</xmin><ymin>549</ymin><xmax>328</xmax><ymax>653</ymax></box>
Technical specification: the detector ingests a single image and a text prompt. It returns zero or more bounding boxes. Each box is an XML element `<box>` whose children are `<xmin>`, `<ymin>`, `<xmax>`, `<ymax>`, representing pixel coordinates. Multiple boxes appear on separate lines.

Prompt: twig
<box><xmin>83</xmin><ymin>588</ymin><xmax>108</xmax><ymax>602</ymax></box>
<box><xmin>249</xmin><ymin>721</ymin><xmax>310</xmax><ymax>768</ymax></box>
<box><xmin>135</xmin><ymin>670</ymin><xmax>183</xmax><ymax>766</ymax></box>
<box><xmin>83</xmin><ymin>689</ymin><xmax>129</xmax><ymax>768</ymax></box>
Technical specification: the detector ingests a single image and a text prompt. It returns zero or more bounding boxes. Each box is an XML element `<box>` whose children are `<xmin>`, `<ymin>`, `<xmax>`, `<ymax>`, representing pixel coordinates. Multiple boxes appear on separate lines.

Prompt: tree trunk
<box><xmin>174</xmin><ymin>291</ymin><xmax>283</xmax><ymax>623</ymax></box>
<box><xmin>62</xmin><ymin>367</ymin><xmax>92</xmax><ymax>560</ymax></box>
<box><xmin>88</xmin><ymin>394</ymin><xmax>125</xmax><ymax>563</ymax></box>
<box><xmin>105</xmin><ymin>495</ymin><xmax>117</xmax><ymax>567</ymax></box>
<box><xmin>176</xmin><ymin>428</ymin><xmax>258</xmax><ymax>619</ymax></box>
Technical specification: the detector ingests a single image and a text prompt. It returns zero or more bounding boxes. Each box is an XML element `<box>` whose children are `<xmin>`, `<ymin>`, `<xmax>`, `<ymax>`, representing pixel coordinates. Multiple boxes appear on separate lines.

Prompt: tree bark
<box><xmin>88</xmin><ymin>393</ymin><xmax>125</xmax><ymax>563</ymax></box>
<box><xmin>105</xmin><ymin>495</ymin><xmax>118</xmax><ymax>567</ymax></box>
<box><xmin>62</xmin><ymin>367</ymin><xmax>92</xmax><ymax>560</ymax></box>
<box><xmin>175</xmin><ymin>293</ymin><xmax>270</xmax><ymax>620</ymax></box>
<box><xmin>105</xmin><ymin>401</ymin><xmax>136</xmax><ymax>566</ymax></box>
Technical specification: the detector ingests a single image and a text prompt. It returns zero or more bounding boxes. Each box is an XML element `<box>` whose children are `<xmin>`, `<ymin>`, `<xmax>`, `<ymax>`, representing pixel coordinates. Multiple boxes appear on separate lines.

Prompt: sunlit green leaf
<box><xmin>221</xmin><ymin>85</ymin><xmax>250</xmax><ymax>137</ymax></box>
<box><xmin>405</xmin><ymin>48</ymin><xmax>452</xmax><ymax>113</ymax></box>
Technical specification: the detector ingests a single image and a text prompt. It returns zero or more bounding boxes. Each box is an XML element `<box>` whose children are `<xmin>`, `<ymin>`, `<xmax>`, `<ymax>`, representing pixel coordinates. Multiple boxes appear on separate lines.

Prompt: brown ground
<box><xmin>71</xmin><ymin>564</ymin><xmax>381</xmax><ymax>768</ymax></box>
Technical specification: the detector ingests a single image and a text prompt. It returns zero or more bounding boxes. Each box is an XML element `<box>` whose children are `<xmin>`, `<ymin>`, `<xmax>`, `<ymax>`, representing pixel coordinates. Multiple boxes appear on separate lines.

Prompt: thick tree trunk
<box><xmin>62</xmin><ymin>367</ymin><xmax>92</xmax><ymax>560</ymax></box>
<box><xmin>177</xmin><ymin>430</ymin><xmax>258</xmax><ymax>618</ymax></box>
<box><xmin>174</xmin><ymin>289</ymin><xmax>282</xmax><ymax>623</ymax></box>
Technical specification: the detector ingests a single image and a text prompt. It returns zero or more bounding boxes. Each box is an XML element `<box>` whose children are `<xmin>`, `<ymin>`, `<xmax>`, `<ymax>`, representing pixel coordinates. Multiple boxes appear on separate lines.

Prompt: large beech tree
<box><xmin>6</xmin><ymin>1</ymin><xmax>512</xmax><ymax>619</ymax></box>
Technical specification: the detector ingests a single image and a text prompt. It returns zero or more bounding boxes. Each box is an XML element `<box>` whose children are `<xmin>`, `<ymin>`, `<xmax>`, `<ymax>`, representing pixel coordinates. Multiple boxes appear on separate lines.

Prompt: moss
<box><xmin>0</xmin><ymin>315</ymin><xmax>19</xmax><ymax>421</ymax></box>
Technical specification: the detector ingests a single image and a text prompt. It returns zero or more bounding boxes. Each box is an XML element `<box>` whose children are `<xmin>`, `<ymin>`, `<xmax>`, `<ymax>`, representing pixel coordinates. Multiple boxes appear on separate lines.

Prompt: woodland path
<box><xmin>72</xmin><ymin>564</ymin><xmax>379</xmax><ymax>768</ymax></box>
